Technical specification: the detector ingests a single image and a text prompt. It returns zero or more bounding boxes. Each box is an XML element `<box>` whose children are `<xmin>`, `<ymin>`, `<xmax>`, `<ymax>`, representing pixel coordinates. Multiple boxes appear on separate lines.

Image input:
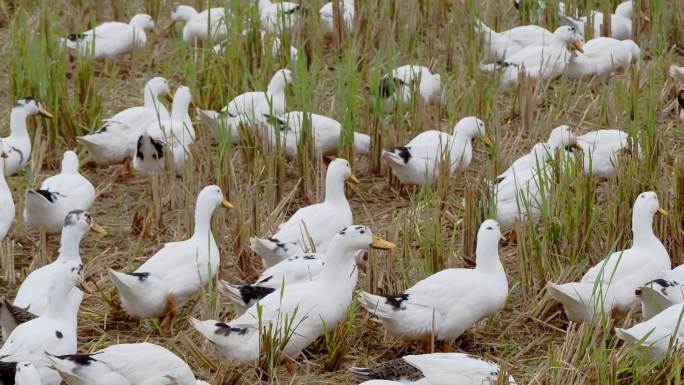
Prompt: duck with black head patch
<box><xmin>0</xmin><ymin>260</ymin><xmax>84</xmax><ymax>385</ymax></box>
<box><xmin>382</xmin><ymin>116</ymin><xmax>489</xmax><ymax>186</ymax></box>
<box><xmin>1</xmin><ymin>97</ymin><xmax>53</xmax><ymax>176</ymax></box>
<box><xmin>379</xmin><ymin>65</ymin><xmax>441</xmax><ymax>105</ymax></box>
<box><xmin>108</xmin><ymin>185</ymin><xmax>232</xmax><ymax>334</ymax></box>
<box><xmin>24</xmin><ymin>151</ymin><xmax>96</xmax><ymax>234</ymax></box>
<box><xmin>359</xmin><ymin>220</ymin><xmax>508</xmax><ymax>351</ymax></box>
<box><xmin>192</xmin><ymin>225</ymin><xmax>395</xmax><ymax>365</ymax></box>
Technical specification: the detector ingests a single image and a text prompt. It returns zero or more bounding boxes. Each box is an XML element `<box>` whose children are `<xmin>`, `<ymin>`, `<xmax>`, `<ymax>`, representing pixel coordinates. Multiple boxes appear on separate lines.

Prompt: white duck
<box><xmin>197</xmin><ymin>69</ymin><xmax>293</xmax><ymax>134</ymax></box>
<box><xmin>670</xmin><ymin>65</ymin><xmax>684</xmax><ymax>83</ymax></box>
<box><xmin>475</xmin><ymin>21</ymin><xmax>561</xmax><ymax>62</ymax></box>
<box><xmin>61</xmin><ymin>14</ymin><xmax>154</xmax><ymax>60</ymax></box>
<box><xmin>77</xmin><ymin>77</ymin><xmax>171</xmax><ymax>167</ymax></box>
<box><xmin>382</xmin><ymin>117</ymin><xmax>488</xmax><ymax>185</ymax></box>
<box><xmin>359</xmin><ymin>220</ymin><xmax>507</xmax><ymax>344</ymax></box>
<box><xmin>192</xmin><ymin>225</ymin><xmax>395</xmax><ymax>363</ymax></box>
<box><xmin>565</xmin><ymin>37</ymin><xmax>640</xmax><ymax>79</ymax></box>
<box><xmin>637</xmin><ymin>265</ymin><xmax>684</xmax><ymax>320</ymax></box>
<box><xmin>170</xmin><ymin>5</ymin><xmax>230</xmax><ymax>44</ymax></box>
<box><xmin>497</xmin><ymin>125</ymin><xmax>577</xmax><ymax>182</ymax></box>
<box><xmin>256</xmin><ymin>0</ymin><xmax>304</xmax><ymax>33</ymax></box>
<box><xmin>0</xmin><ymin>147</ymin><xmax>15</xmax><ymax>240</ymax></box>
<box><xmin>262</xmin><ymin>111</ymin><xmax>371</xmax><ymax>157</ymax></box>
<box><xmin>616</xmin><ymin>302</ymin><xmax>684</xmax><ymax>360</ymax></box>
<box><xmin>575</xmin><ymin>128</ymin><xmax>638</xmax><ymax>178</ymax></box>
<box><xmin>23</xmin><ymin>151</ymin><xmax>96</xmax><ymax>234</ymax></box>
<box><xmin>0</xmin><ymin>260</ymin><xmax>83</xmax><ymax>385</ymax></box>
<box><xmin>46</xmin><ymin>342</ymin><xmax>211</xmax><ymax>385</ymax></box>
<box><xmin>351</xmin><ymin>353</ymin><xmax>517</xmax><ymax>385</ymax></box>
<box><xmin>1</xmin><ymin>97</ymin><xmax>53</xmax><ymax>176</ymax></box>
<box><xmin>250</xmin><ymin>158</ymin><xmax>357</xmax><ymax>268</ymax></box>
<box><xmin>380</xmin><ymin>65</ymin><xmax>441</xmax><ymax>104</ymax></box>
<box><xmin>495</xmin><ymin>143</ymin><xmax>553</xmax><ymax>231</ymax></box>
<box><xmin>4</xmin><ymin>211</ymin><xmax>102</xmax><ymax>338</ymax></box>
<box><xmin>14</xmin><ymin>362</ymin><xmax>42</xmax><ymax>385</ymax></box>
<box><xmin>108</xmin><ymin>185</ymin><xmax>231</xmax><ymax>331</ymax></box>
<box><xmin>320</xmin><ymin>0</ymin><xmax>355</xmax><ymax>34</ymax></box>
<box><xmin>547</xmin><ymin>192</ymin><xmax>670</xmax><ymax>322</ymax></box>
<box><xmin>480</xmin><ymin>26</ymin><xmax>584</xmax><ymax>91</ymax></box>
<box><xmin>133</xmin><ymin>86</ymin><xmax>194</xmax><ymax>176</ymax></box>
<box><xmin>562</xmin><ymin>1</ymin><xmax>635</xmax><ymax>41</ymax></box>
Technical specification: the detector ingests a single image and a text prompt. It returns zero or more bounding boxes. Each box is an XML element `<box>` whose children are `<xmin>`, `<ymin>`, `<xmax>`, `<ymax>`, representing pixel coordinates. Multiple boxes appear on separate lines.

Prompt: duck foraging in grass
<box><xmin>61</xmin><ymin>14</ymin><xmax>154</xmax><ymax>60</ymax></box>
<box><xmin>170</xmin><ymin>5</ymin><xmax>230</xmax><ymax>44</ymax></box>
<box><xmin>379</xmin><ymin>65</ymin><xmax>442</xmax><ymax>105</ymax></box>
<box><xmin>1</xmin><ymin>97</ymin><xmax>53</xmax><ymax>176</ymax></box>
<box><xmin>108</xmin><ymin>185</ymin><xmax>232</xmax><ymax>333</ymax></box>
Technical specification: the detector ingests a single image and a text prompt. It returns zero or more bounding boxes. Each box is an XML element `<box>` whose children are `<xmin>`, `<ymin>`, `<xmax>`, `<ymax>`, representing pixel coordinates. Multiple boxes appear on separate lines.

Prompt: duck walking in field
<box><xmin>547</xmin><ymin>192</ymin><xmax>670</xmax><ymax>322</ymax></box>
<box><xmin>24</xmin><ymin>151</ymin><xmax>96</xmax><ymax>234</ymax></box>
<box><xmin>359</xmin><ymin>220</ymin><xmax>508</xmax><ymax>348</ymax></box>
<box><xmin>379</xmin><ymin>65</ymin><xmax>441</xmax><ymax>104</ymax></box>
<box><xmin>108</xmin><ymin>185</ymin><xmax>232</xmax><ymax>333</ymax></box>
<box><xmin>1</xmin><ymin>98</ymin><xmax>53</xmax><ymax>176</ymax></box>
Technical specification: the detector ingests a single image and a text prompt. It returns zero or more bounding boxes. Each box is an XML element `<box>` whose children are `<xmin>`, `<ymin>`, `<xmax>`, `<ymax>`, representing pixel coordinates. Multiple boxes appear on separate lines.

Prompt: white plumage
<box><xmin>565</xmin><ymin>38</ymin><xmax>640</xmax><ymax>79</ymax></box>
<box><xmin>637</xmin><ymin>265</ymin><xmax>684</xmax><ymax>320</ymax></box>
<box><xmin>616</xmin><ymin>302</ymin><xmax>684</xmax><ymax>360</ymax></box>
<box><xmin>0</xmin><ymin>149</ymin><xmax>15</xmax><ymax>240</ymax></box>
<box><xmin>475</xmin><ymin>21</ymin><xmax>561</xmax><ymax>63</ymax></box>
<box><xmin>1</xmin><ymin>98</ymin><xmax>53</xmax><ymax>176</ymax></box>
<box><xmin>320</xmin><ymin>0</ymin><xmax>355</xmax><ymax>34</ymax></box>
<box><xmin>61</xmin><ymin>14</ymin><xmax>154</xmax><ymax>59</ymax></box>
<box><xmin>380</xmin><ymin>65</ymin><xmax>441</xmax><ymax>104</ymax></box>
<box><xmin>562</xmin><ymin>1</ymin><xmax>634</xmax><ymax>41</ymax></box>
<box><xmin>257</xmin><ymin>0</ymin><xmax>303</xmax><ymax>33</ymax></box>
<box><xmin>171</xmin><ymin>5</ymin><xmax>230</xmax><ymax>44</ymax></box>
<box><xmin>576</xmin><ymin>129</ymin><xmax>638</xmax><ymax>178</ymax></box>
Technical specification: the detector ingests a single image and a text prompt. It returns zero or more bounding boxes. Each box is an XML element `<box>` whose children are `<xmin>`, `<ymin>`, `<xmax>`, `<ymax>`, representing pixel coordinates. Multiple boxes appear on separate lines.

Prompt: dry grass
<box><xmin>0</xmin><ymin>0</ymin><xmax>683</xmax><ymax>384</ymax></box>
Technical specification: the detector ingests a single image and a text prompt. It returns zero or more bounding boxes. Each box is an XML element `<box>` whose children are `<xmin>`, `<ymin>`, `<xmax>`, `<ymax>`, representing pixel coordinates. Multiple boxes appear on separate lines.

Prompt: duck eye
<box><xmin>486</xmin><ymin>226</ymin><xmax>493</xmax><ymax>230</ymax></box>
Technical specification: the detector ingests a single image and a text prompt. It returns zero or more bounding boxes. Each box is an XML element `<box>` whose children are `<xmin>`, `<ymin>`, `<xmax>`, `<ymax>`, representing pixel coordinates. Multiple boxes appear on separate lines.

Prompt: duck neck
<box><xmin>58</xmin><ymin>229</ymin><xmax>85</xmax><ymax>263</ymax></box>
<box><xmin>324</xmin><ymin>172</ymin><xmax>347</xmax><ymax>204</ymax></box>
<box><xmin>632</xmin><ymin>210</ymin><xmax>658</xmax><ymax>246</ymax></box>
<box><xmin>171</xmin><ymin>98</ymin><xmax>190</xmax><ymax>122</ymax></box>
<box><xmin>321</xmin><ymin>247</ymin><xmax>358</xmax><ymax>285</ymax></box>
<box><xmin>192</xmin><ymin>199</ymin><xmax>216</xmax><ymax>239</ymax></box>
<box><xmin>475</xmin><ymin>239</ymin><xmax>503</xmax><ymax>273</ymax></box>
<box><xmin>144</xmin><ymin>86</ymin><xmax>164</xmax><ymax>113</ymax></box>
<box><xmin>258</xmin><ymin>0</ymin><xmax>273</xmax><ymax>11</ymax></box>
<box><xmin>45</xmin><ymin>284</ymin><xmax>77</xmax><ymax>319</ymax></box>
<box><xmin>9</xmin><ymin>108</ymin><xmax>30</xmax><ymax>139</ymax></box>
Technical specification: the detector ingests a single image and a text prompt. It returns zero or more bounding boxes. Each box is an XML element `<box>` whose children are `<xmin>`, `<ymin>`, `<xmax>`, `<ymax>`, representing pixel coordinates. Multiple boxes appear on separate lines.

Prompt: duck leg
<box><xmin>440</xmin><ymin>339</ymin><xmax>453</xmax><ymax>352</ymax></box>
<box><xmin>284</xmin><ymin>357</ymin><xmax>296</xmax><ymax>374</ymax></box>
<box><xmin>160</xmin><ymin>293</ymin><xmax>177</xmax><ymax>335</ymax></box>
<box><xmin>114</xmin><ymin>157</ymin><xmax>134</xmax><ymax>182</ymax></box>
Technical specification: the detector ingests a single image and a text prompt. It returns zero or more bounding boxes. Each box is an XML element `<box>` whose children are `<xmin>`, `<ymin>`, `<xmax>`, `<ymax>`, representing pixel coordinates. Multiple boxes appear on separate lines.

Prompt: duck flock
<box><xmin>0</xmin><ymin>1</ymin><xmax>682</xmax><ymax>384</ymax></box>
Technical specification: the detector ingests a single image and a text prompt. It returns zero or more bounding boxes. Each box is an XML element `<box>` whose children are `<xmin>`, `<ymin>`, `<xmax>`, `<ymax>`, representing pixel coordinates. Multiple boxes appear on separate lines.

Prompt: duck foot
<box><xmin>284</xmin><ymin>357</ymin><xmax>295</xmax><ymax>374</ymax></box>
<box><xmin>114</xmin><ymin>157</ymin><xmax>134</xmax><ymax>182</ymax></box>
<box><xmin>160</xmin><ymin>293</ymin><xmax>177</xmax><ymax>336</ymax></box>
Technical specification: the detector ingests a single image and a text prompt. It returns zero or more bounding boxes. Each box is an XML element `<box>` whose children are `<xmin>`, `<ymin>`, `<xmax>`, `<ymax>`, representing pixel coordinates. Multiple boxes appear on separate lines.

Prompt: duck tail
<box><xmin>474</xmin><ymin>18</ymin><xmax>494</xmax><ymax>36</ymax></box>
<box><xmin>196</xmin><ymin>109</ymin><xmax>221</xmax><ymax>131</ymax></box>
<box><xmin>358</xmin><ymin>291</ymin><xmax>397</xmax><ymax>320</ymax></box>
<box><xmin>546</xmin><ymin>282</ymin><xmax>592</xmax><ymax>322</ymax></box>
<box><xmin>249</xmin><ymin>237</ymin><xmax>293</xmax><ymax>268</ymax></box>
<box><xmin>0</xmin><ymin>299</ymin><xmax>36</xmax><ymax>340</ymax></box>
<box><xmin>615</xmin><ymin>327</ymin><xmax>639</xmax><ymax>345</ymax></box>
<box><xmin>353</xmin><ymin>133</ymin><xmax>371</xmax><ymax>155</ymax></box>
<box><xmin>382</xmin><ymin>148</ymin><xmax>410</xmax><ymax>168</ymax></box>
<box><xmin>190</xmin><ymin>318</ymin><xmax>255</xmax><ymax>356</ymax></box>
<box><xmin>219</xmin><ymin>281</ymin><xmax>275</xmax><ymax>310</ymax></box>
<box><xmin>636</xmin><ymin>285</ymin><xmax>676</xmax><ymax>320</ymax></box>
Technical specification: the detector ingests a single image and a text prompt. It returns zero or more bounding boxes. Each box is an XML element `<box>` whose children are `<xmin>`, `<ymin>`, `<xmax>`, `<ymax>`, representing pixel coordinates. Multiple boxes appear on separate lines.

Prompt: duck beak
<box><xmin>90</xmin><ymin>223</ymin><xmax>107</xmax><ymax>235</ymax></box>
<box><xmin>165</xmin><ymin>94</ymin><xmax>174</xmax><ymax>103</ymax></box>
<box><xmin>657</xmin><ymin>208</ymin><xmax>668</xmax><ymax>216</ymax></box>
<box><xmin>222</xmin><ymin>199</ymin><xmax>234</xmax><ymax>209</ymax></box>
<box><xmin>483</xmin><ymin>136</ymin><xmax>494</xmax><ymax>147</ymax></box>
<box><xmin>371</xmin><ymin>234</ymin><xmax>396</xmax><ymax>250</ymax></box>
<box><xmin>572</xmin><ymin>40</ymin><xmax>584</xmax><ymax>53</ymax></box>
<box><xmin>643</xmin><ymin>15</ymin><xmax>651</xmax><ymax>23</ymax></box>
<box><xmin>348</xmin><ymin>174</ymin><xmax>360</xmax><ymax>184</ymax></box>
<box><xmin>39</xmin><ymin>108</ymin><xmax>54</xmax><ymax>118</ymax></box>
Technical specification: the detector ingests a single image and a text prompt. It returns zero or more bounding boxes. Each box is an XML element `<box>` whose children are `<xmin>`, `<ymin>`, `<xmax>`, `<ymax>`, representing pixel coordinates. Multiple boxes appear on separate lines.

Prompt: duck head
<box><xmin>553</xmin><ymin>26</ymin><xmax>584</xmax><ymax>53</ymax></box>
<box><xmin>197</xmin><ymin>184</ymin><xmax>233</xmax><ymax>210</ymax></box>
<box><xmin>146</xmin><ymin>77</ymin><xmax>173</xmax><ymax>102</ymax></box>
<box><xmin>268</xmin><ymin>69</ymin><xmax>294</xmax><ymax>92</ymax></box>
<box><xmin>327</xmin><ymin>158</ymin><xmax>359</xmax><ymax>184</ymax></box>
<box><xmin>63</xmin><ymin>210</ymin><xmax>106</xmax><ymax>235</ymax></box>
<box><xmin>548</xmin><ymin>125</ymin><xmax>580</xmax><ymax>151</ymax></box>
<box><xmin>454</xmin><ymin>116</ymin><xmax>491</xmax><ymax>146</ymax></box>
<box><xmin>15</xmin><ymin>97</ymin><xmax>53</xmax><ymax>118</ymax></box>
<box><xmin>331</xmin><ymin>225</ymin><xmax>396</xmax><ymax>253</ymax></box>
<box><xmin>130</xmin><ymin>14</ymin><xmax>155</xmax><ymax>30</ymax></box>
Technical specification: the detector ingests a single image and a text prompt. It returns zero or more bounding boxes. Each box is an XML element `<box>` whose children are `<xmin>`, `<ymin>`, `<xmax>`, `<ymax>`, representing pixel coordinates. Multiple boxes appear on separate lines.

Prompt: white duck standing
<box><xmin>61</xmin><ymin>14</ymin><xmax>155</xmax><ymax>60</ymax></box>
<box><xmin>192</xmin><ymin>225</ymin><xmax>395</xmax><ymax>363</ymax></box>
<box><xmin>170</xmin><ymin>5</ymin><xmax>230</xmax><ymax>44</ymax></box>
<box><xmin>197</xmin><ymin>69</ymin><xmax>293</xmax><ymax>134</ymax></box>
<box><xmin>576</xmin><ymin>128</ymin><xmax>638</xmax><ymax>178</ymax></box>
<box><xmin>257</xmin><ymin>0</ymin><xmax>303</xmax><ymax>33</ymax></box>
<box><xmin>475</xmin><ymin>20</ymin><xmax>560</xmax><ymax>62</ymax></box>
<box><xmin>320</xmin><ymin>0</ymin><xmax>355</xmax><ymax>34</ymax></box>
<box><xmin>383</xmin><ymin>117</ymin><xmax>488</xmax><ymax>185</ymax></box>
<box><xmin>46</xmin><ymin>342</ymin><xmax>211</xmax><ymax>385</ymax></box>
<box><xmin>77</xmin><ymin>77</ymin><xmax>171</xmax><ymax>167</ymax></box>
<box><xmin>262</xmin><ymin>111</ymin><xmax>371</xmax><ymax>157</ymax></box>
<box><xmin>3</xmin><ymin>210</ymin><xmax>102</xmax><ymax>338</ymax></box>
<box><xmin>351</xmin><ymin>353</ymin><xmax>517</xmax><ymax>385</ymax></box>
<box><xmin>636</xmin><ymin>265</ymin><xmax>684</xmax><ymax>320</ymax></box>
<box><xmin>562</xmin><ymin>1</ymin><xmax>635</xmax><ymax>41</ymax></box>
<box><xmin>359</xmin><ymin>220</ymin><xmax>508</xmax><ymax>346</ymax></box>
<box><xmin>0</xmin><ymin>147</ymin><xmax>15</xmax><ymax>240</ymax></box>
<box><xmin>23</xmin><ymin>151</ymin><xmax>96</xmax><ymax>234</ymax></box>
<box><xmin>250</xmin><ymin>158</ymin><xmax>357</xmax><ymax>267</ymax></box>
<box><xmin>0</xmin><ymin>260</ymin><xmax>83</xmax><ymax>385</ymax></box>
<box><xmin>108</xmin><ymin>185</ymin><xmax>232</xmax><ymax>332</ymax></box>
<box><xmin>547</xmin><ymin>192</ymin><xmax>670</xmax><ymax>322</ymax></box>
<box><xmin>616</xmin><ymin>302</ymin><xmax>684</xmax><ymax>360</ymax></box>
<box><xmin>380</xmin><ymin>65</ymin><xmax>441</xmax><ymax>104</ymax></box>
<box><xmin>1</xmin><ymin>97</ymin><xmax>53</xmax><ymax>176</ymax></box>
<box><xmin>565</xmin><ymin>37</ymin><xmax>640</xmax><ymax>79</ymax></box>
<box><xmin>133</xmin><ymin>86</ymin><xmax>194</xmax><ymax>176</ymax></box>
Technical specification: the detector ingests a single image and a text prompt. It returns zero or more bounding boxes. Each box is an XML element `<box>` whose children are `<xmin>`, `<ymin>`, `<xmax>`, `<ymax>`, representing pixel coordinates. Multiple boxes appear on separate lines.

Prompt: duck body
<box><xmin>258</xmin><ymin>0</ymin><xmax>303</xmax><ymax>33</ymax></box>
<box><xmin>565</xmin><ymin>38</ymin><xmax>640</xmax><ymax>79</ymax></box>
<box><xmin>616</xmin><ymin>303</ymin><xmax>684</xmax><ymax>359</ymax></box>
<box><xmin>62</xmin><ymin>14</ymin><xmax>154</xmax><ymax>59</ymax></box>
<box><xmin>351</xmin><ymin>352</ymin><xmax>517</xmax><ymax>385</ymax></box>
<box><xmin>320</xmin><ymin>0</ymin><xmax>355</xmax><ymax>34</ymax></box>
<box><xmin>576</xmin><ymin>129</ymin><xmax>636</xmax><ymax>178</ymax></box>
<box><xmin>0</xmin><ymin>158</ymin><xmax>15</xmax><ymax>240</ymax></box>
<box><xmin>359</xmin><ymin>220</ymin><xmax>507</xmax><ymax>342</ymax></box>
<box><xmin>109</xmin><ymin>186</ymin><xmax>229</xmax><ymax>319</ymax></box>
<box><xmin>383</xmin><ymin>117</ymin><xmax>486</xmax><ymax>185</ymax></box>
<box><xmin>171</xmin><ymin>6</ymin><xmax>230</xmax><ymax>43</ymax></box>
<box><xmin>78</xmin><ymin>77</ymin><xmax>171</xmax><ymax>166</ymax></box>
<box><xmin>563</xmin><ymin>1</ymin><xmax>633</xmax><ymax>41</ymax></box>
<box><xmin>637</xmin><ymin>265</ymin><xmax>684</xmax><ymax>320</ymax></box>
<box><xmin>380</xmin><ymin>65</ymin><xmax>441</xmax><ymax>104</ymax></box>
<box><xmin>263</xmin><ymin>111</ymin><xmax>371</xmax><ymax>157</ymax></box>
<box><xmin>2</xmin><ymin>98</ymin><xmax>53</xmax><ymax>176</ymax></box>
<box><xmin>476</xmin><ymin>21</ymin><xmax>557</xmax><ymax>62</ymax></box>
<box><xmin>46</xmin><ymin>342</ymin><xmax>210</xmax><ymax>385</ymax></box>
<box><xmin>23</xmin><ymin>151</ymin><xmax>95</xmax><ymax>234</ymax></box>
<box><xmin>250</xmin><ymin>158</ymin><xmax>355</xmax><ymax>267</ymax></box>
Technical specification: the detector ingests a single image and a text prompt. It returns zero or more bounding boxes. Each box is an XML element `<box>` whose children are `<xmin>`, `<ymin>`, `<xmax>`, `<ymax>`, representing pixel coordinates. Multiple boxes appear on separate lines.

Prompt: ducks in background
<box><xmin>109</xmin><ymin>185</ymin><xmax>231</xmax><ymax>332</ymax></box>
<box><xmin>250</xmin><ymin>158</ymin><xmax>356</xmax><ymax>267</ymax></box>
<box><xmin>320</xmin><ymin>0</ymin><xmax>355</xmax><ymax>34</ymax></box>
<box><xmin>61</xmin><ymin>14</ymin><xmax>154</xmax><ymax>60</ymax></box>
<box><xmin>46</xmin><ymin>342</ymin><xmax>211</xmax><ymax>385</ymax></box>
<box><xmin>359</xmin><ymin>220</ymin><xmax>507</xmax><ymax>347</ymax></box>
<box><xmin>383</xmin><ymin>117</ymin><xmax>488</xmax><ymax>185</ymax></box>
<box><xmin>575</xmin><ymin>128</ymin><xmax>639</xmax><ymax>178</ymax></box>
<box><xmin>561</xmin><ymin>1</ymin><xmax>636</xmax><ymax>41</ymax></box>
<box><xmin>352</xmin><ymin>353</ymin><xmax>517</xmax><ymax>385</ymax></box>
<box><xmin>192</xmin><ymin>225</ymin><xmax>394</xmax><ymax>363</ymax></box>
<box><xmin>379</xmin><ymin>65</ymin><xmax>442</xmax><ymax>104</ymax></box>
<box><xmin>23</xmin><ymin>151</ymin><xmax>96</xmax><ymax>234</ymax></box>
<box><xmin>1</xmin><ymin>98</ymin><xmax>53</xmax><ymax>176</ymax></box>
<box><xmin>77</xmin><ymin>77</ymin><xmax>172</xmax><ymax>167</ymax></box>
<box><xmin>0</xmin><ymin>147</ymin><xmax>15</xmax><ymax>240</ymax></box>
<box><xmin>261</xmin><ymin>111</ymin><xmax>371</xmax><ymax>157</ymax></box>
<box><xmin>256</xmin><ymin>0</ymin><xmax>304</xmax><ymax>33</ymax></box>
<box><xmin>677</xmin><ymin>89</ymin><xmax>684</xmax><ymax>123</ymax></box>
<box><xmin>170</xmin><ymin>5</ymin><xmax>230</xmax><ymax>44</ymax></box>
<box><xmin>547</xmin><ymin>192</ymin><xmax>669</xmax><ymax>322</ymax></box>
<box><xmin>565</xmin><ymin>38</ymin><xmax>640</xmax><ymax>79</ymax></box>
<box><xmin>637</xmin><ymin>265</ymin><xmax>684</xmax><ymax>320</ymax></box>
<box><xmin>475</xmin><ymin>21</ymin><xmax>567</xmax><ymax>63</ymax></box>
